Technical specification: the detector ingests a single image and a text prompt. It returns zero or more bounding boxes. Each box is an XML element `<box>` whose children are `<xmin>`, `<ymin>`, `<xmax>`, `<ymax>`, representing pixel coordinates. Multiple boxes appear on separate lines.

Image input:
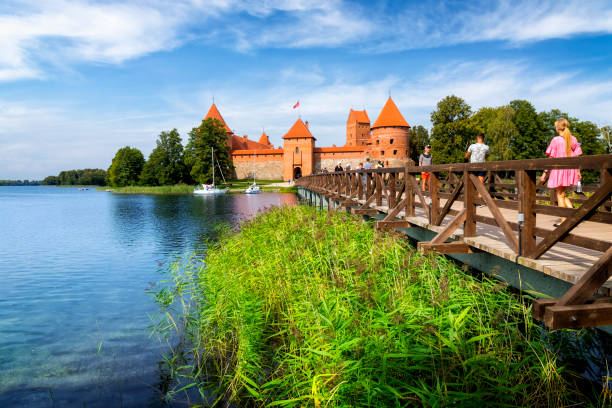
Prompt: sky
<box><xmin>1</xmin><ymin>0</ymin><xmax>612</xmax><ymax>179</ymax></box>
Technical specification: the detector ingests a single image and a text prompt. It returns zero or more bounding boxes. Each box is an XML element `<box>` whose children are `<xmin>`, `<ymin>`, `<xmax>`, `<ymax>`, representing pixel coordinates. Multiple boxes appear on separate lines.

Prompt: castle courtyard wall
<box><xmin>232</xmin><ymin>150</ymin><xmax>284</xmax><ymax>180</ymax></box>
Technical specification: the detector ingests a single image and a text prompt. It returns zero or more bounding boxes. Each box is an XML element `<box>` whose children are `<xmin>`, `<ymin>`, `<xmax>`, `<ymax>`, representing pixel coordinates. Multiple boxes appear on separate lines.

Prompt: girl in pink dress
<box><xmin>540</xmin><ymin>118</ymin><xmax>582</xmax><ymax>226</ymax></box>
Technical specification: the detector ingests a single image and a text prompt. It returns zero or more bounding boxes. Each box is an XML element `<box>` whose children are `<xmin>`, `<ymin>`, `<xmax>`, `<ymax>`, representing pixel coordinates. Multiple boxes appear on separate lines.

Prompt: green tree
<box><xmin>107</xmin><ymin>146</ymin><xmax>145</xmax><ymax>187</ymax></box>
<box><xmin>429</xmin><ymin>95</ymin><xmax>478</xmax><ymax>164</ymax></box>
<box><xmin>184</xmin><ymin>118</ymin><xmax>232</xmax><ymax>184</ymax></box>
<box><xmin>140</xmin><ymin>129</ymin><xmax>185</xmax><ymax>186</ymax></box>
<box><xmin>472</xmin><ymin>106</ymin><xmax>518</xmax><ymax>162</ymax></box>
<box><xmin>573</xmin><ymin>120</ymin><xmax>605</xmax><ymax>184</ymax></box>
<box><xmin>42</xmin><ymin>176</ymin><xmax>58</xmax><ymax>185</ymax></box>
<box><xmin>409</xmin><ymin>125</ymin><xmax>430</xmax><ymax>163</ymax></box>
<box><xmin>509</xmin><ymin>100</ymin><xmax>546</xmax><ymax>159</ymax></box>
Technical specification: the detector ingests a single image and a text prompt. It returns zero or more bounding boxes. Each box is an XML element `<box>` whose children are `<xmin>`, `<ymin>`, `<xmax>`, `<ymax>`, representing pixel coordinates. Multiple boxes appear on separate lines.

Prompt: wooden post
<box><xmin>356</xmin><ymin>173</ymin><xmax>366</xmax><ymax>200</ymax></box>
<box><xmin>366</xmin><ymin>172</ymin><xmax>373</xmax><ymax>198</ymax></box>
<box><xmin>601</xmin><ymin>168</ymin><xmax>612</xmax><ymax>212</ymax></box>
<box><xmin>375</xmin><ymin>173</ymin><xmax>383</xmax><ymax>206</ymax></box>
<box><xmin>405</xmin><ymin>167</ymin><xmax>415</xmax><ymax>218</ymax></box>
<box><xmin>517</xmin><ymin>170</ymin><xmax>537</xmax><ymax>257</ymax></box>
<box><xmin>430</xmin><ymin>172</ymin><xmax>439</xmax><ymax>226</ymax></box>
<box><xmin>389</xmin><ymin>172</ymin><xmax>397</xmax><ymax>209</ymax></box>
<box><xmin>464</xmin><ymin>171</ymin><xmax>476</xmax><ymax>237</ymax></box>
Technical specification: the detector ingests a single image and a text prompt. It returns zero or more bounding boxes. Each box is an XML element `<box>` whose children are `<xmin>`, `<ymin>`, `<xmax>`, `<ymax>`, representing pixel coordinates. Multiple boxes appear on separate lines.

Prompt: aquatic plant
<box><xmin>152</xmin><ymin>205</ymin><xmax>596</xmax><ymax>407</ymax></box>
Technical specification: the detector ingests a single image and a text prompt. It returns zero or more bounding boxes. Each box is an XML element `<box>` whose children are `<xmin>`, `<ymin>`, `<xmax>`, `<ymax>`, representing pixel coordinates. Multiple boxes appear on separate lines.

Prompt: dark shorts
<box><xmin>473</xmin><ymin>171</ymin><xmax>486</xmax><ymax>177</ymax></box>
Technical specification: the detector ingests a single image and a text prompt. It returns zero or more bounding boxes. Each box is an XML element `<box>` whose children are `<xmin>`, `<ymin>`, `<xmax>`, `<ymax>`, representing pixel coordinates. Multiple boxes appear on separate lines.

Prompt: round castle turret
<box><xmin>366</xmin><ymin>97</ymin><xmax>411</xmax><ymax>165</ymax></box>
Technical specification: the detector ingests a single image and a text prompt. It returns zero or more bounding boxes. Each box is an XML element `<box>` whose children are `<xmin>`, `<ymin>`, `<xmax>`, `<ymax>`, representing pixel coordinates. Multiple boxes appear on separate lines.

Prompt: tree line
<box><xmin>42</xmin><ymin>169</ymin><xmax>107</xmax><ymax>186</ymax></box>
<box><xmin>0</xmin><ymin>180</ymin><xmax>40</xmax><ymax>186</ymax></box>
<box><xmin>106</xmin><ymin>117</ymin><xmax>232</xmax><ymax>187</ymax></box>
<box><xmin>409</xmin><ymin>96</ymin><xmax>610</xmax><ymax>183</ymax></box>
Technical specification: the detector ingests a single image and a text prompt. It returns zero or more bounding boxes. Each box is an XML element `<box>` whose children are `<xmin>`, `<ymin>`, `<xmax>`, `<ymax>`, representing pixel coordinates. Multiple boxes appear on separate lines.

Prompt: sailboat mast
<box><xmin>211</xmin><ymin>147</ymin><xmax>215</xmax><ymax>186</ymax></box>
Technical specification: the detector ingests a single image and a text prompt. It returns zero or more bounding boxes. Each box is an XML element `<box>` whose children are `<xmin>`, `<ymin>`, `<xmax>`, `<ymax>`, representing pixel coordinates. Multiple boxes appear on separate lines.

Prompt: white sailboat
<box><xmin>245</xmin><ymin>152</ymin><xmax>260</xmax><ymax>194</ymax></box>
<box><xmin>194</xmin><ymin>147</ymin><xmax>229</xmax><ymax>195</ymax></box>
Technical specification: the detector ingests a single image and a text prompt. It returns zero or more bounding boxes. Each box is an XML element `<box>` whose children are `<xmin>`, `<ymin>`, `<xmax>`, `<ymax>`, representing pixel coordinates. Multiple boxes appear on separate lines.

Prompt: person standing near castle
<box><xmin>334</xmin><ymin>162</ymin><xmax>343</xmax><ymax>172</ymax></box>
<box><xmin>540</xmin><ymin>118</ymin><xmax>582</xmax><ymax>226</ymax></box>
<box><xmin>419</xmin><ymin>144</ymin><xmax>432</xmax><ymax>191</ymax></box>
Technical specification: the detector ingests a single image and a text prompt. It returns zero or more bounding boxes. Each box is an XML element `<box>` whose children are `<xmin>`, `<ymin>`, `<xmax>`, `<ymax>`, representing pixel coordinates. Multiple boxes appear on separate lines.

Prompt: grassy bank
<box><xmin>153</xmin><ymin>206</ymin><xmax>601</xmax><ymax>407</ymax></box>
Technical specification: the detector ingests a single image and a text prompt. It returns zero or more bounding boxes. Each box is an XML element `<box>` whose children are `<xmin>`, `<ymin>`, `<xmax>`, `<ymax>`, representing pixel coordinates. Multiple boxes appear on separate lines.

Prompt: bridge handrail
<box><xmin>297</xmin><ymin>154</ymin><xmax>612</xmax><ymax>179</ymax></box>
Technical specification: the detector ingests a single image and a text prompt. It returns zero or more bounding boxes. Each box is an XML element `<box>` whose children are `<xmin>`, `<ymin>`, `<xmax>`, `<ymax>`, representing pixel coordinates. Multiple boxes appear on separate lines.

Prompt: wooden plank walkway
<box><xmin>363</xmin><ymin>196</ymin><xmax>612</xmax><ymax>294</ymax></box>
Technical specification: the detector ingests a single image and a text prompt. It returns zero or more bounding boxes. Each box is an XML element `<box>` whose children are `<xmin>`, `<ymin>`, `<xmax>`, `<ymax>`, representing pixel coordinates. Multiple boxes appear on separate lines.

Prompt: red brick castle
<box><xmin>204</xmin><ymin>97</ymin><xmax>411</xmax><ymax>181</ymax></box>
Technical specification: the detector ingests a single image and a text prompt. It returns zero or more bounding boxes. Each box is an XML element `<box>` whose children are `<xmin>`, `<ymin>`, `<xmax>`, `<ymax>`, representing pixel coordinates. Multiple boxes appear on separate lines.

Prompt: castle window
<box><xmin>296</xmin><ymin>147</ymin><xmax>299</xmax><ymax>153</ymax></box>
<box><xmin>381</xmin><ymin>150</ymin><xmax>385</xmax><ymax>156</ymax></box>
<box><xmin>405</xmin><ymin>150</ymin><xmax>408</xmax><ymax>155</ymax></box>
<box><xmin>376</xmin><ymin>140</ymin><xmax>379</xmax><ymax>145</ymax></box>
<box><xmin>390</xmin><ymin>139</ymin><xmax>394</xmax><ymax>144</ymax></box>
<box><xmin>393</xmin><ymin>150</ymin><xmax>397</xmax><ymax>155</ymax></box>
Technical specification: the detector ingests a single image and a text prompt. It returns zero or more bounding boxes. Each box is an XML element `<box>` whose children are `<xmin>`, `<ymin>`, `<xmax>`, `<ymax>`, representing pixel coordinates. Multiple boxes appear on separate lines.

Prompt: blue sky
<box><xmin>1</xmin><ymin>0</ymin><xmax>611</xmax><ymax>179</ymax></box>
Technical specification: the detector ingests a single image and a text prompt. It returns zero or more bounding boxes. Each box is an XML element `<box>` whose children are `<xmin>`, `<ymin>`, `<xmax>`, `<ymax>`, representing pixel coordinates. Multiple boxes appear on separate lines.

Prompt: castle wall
<box><xmin>366</xmin><ymin>126</ymin><xmax>410</xmax><ymax>161</ymax></box>
<box><xmin>314</xmin><ymin>148</ymin><xmax>365</xmax><ymax>172</ymax></box>
<box><xmin>232</xmin><ymin>150</ymin><xmax>284</xmax><ymax>180</ymax></box>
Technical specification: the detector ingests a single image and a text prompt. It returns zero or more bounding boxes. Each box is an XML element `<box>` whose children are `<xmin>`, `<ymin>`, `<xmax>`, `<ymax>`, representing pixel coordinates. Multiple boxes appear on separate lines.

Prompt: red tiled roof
<box><xmin>232</xmin><ymin>148</ymin><xmax>284</xmax><ymax>155</ymax></box>
<box><xmin>282</xmin><ymin>118</ymin><xmax>315</xmax><ymax>140</ymax></box>
<box><xmin>372</xmin><ymin>97</ymin><xmax>410</xmax><ymax>129</ymax></box>
<box><xmin>258</xmin><ymin>132</ymin><xmax>272</xmax><ymax>146</ymax></box>
<box><xmin>314</xmin><ymin>146</ymin><xmax>366</xmax><ymax>153</ymax></box>
<box><xmin>230</xmin><ymin>135</ymin><xmax>272</xmax><ymax>151</ymax></box>
<box><xmin>347</xmin><ymin>109</ymin><xmax>370</xmax><ymax>124</ymax></box>
<box><xmin>204</xmin><ymin>103</ymin><xmax>231</xmax><ymax>132</ymax></box>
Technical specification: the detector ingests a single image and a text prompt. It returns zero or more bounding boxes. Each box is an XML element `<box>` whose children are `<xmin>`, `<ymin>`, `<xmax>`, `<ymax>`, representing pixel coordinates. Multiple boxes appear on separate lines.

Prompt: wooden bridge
<box><xmin>295</xmin><ymin>154</ymin><xmax>612</xmax><ymax>331</ymax></box>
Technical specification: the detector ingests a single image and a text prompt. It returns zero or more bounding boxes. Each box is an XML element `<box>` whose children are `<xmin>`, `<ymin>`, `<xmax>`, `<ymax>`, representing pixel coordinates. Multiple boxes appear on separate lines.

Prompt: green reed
<box><xmin>151</xmin><ymin>205</ymin><xmax>600</xmax><ymax>407</ymax></box>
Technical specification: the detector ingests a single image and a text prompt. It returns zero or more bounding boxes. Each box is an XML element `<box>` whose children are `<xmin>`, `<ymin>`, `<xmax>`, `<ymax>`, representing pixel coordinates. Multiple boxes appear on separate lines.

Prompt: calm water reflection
<box><xmin>0</xmin><ymin>187</ymin><xmax>297</xmax><ymax>407</ymax></box>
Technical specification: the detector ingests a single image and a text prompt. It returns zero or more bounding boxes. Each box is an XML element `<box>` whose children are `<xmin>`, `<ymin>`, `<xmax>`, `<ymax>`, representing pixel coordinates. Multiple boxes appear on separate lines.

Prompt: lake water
<box><xmin>0</xmin><ymin>186</ymin><xmax>297</xmax><ymax>407</ymax></box>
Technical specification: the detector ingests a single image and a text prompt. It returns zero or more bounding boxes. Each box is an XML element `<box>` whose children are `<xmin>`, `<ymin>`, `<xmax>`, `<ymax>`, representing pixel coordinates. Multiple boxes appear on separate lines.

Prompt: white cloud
<box><xmin>1</xmin><ymin>1</ymin><xmax>611</xmax><ymax>81</ymax></box>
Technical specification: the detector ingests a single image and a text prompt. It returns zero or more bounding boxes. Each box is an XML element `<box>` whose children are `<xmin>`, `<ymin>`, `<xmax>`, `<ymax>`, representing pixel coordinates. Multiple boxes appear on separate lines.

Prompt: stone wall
<box><xmin>232</xmin><ymin>152</ymin><xmax>284</xmax><ymax>180</ymax></box>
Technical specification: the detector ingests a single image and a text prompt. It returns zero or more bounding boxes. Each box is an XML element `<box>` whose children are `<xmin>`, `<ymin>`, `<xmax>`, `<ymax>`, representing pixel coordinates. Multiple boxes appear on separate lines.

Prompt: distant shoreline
<box><xmin>97</xmin><ymin>182</ymin><xmax>297</xmax><ymax>195</ymax></box>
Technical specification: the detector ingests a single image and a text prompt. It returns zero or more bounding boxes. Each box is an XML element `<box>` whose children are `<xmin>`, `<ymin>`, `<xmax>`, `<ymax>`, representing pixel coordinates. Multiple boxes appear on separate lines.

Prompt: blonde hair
<box><xmin>555</xmin><ymin>118</ymin><xmax>573</xmax><ymax>157</ymax></box>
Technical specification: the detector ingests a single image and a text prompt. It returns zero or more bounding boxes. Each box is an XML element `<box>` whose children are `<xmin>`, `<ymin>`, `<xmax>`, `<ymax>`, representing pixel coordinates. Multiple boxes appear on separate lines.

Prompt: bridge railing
<box><xmin>296</xmin><ymin>154</ymin><xmax>612</xmax><ymax>329</ymax></box>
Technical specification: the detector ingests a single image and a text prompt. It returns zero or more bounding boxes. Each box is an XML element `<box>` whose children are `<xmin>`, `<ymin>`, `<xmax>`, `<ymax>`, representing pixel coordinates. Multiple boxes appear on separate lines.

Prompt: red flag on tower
<box><xmin>293</xmin><ymin>100</ymin><xmax>300</xmax><ymax>109</ymax></box>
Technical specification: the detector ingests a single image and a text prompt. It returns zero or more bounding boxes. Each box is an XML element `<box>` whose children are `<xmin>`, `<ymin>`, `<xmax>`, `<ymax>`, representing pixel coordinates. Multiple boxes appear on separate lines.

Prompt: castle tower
<box><xmin>346</xmin><ymin>109</ymin><xmax>370</xmax><ymax>146</ymax></box>
<box><xmin>366</xmin><ymin>97</ymin><xmax>410</xmax><ymax>163</ymax></box>
<box><xmin>204</xmin><ymin>103</ymin><xmax>233</xmax><ymax>148</ymax></box>
<box><xmin>282</xmin><ymin>119</ymin><xmax>316</xmax><ymax>181</ymax></box>
<box><xmin>258</xmin><ymin>131</ymin><xmax>273</xmax><ymax>147</ymax></box>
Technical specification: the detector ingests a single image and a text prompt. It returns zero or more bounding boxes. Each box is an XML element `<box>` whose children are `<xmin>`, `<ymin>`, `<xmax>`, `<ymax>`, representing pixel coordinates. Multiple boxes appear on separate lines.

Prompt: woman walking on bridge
<box><xmin>541</xmin><ymin>118</ymin><xmax>582</xmax><ymax>226</ymax></box>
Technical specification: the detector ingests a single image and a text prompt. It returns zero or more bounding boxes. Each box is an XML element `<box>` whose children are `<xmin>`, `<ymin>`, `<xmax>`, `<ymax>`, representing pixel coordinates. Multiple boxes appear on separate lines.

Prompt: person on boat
<box><xmin>334</xmin><ymin>162</ymin><xmax>343</xmax><ymax>172</ymax></box>
<box><xmin>419</xmin><ymin>144</ymin><xmax>432</xmax><ymax>191</ymax></box>
<box><xmin>540</xmin><ymin>118</ymin><xmax>582</xmax><ymax>227</ymax></box>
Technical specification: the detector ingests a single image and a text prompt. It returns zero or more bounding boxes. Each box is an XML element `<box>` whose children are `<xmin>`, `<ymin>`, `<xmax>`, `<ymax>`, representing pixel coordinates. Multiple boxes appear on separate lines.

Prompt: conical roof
<box><xmin>372</xmin><ymin>97</ymin><xmax>410</xmax><ymax>129</ymax></box>
<box><xmin>258</xmin><ymin>132</ymin><xmax>272</xmax><ymax>146</ymax></box>
<box><xmin>204</xmin><ymin>103</ymin><xmax>231</xmax><ymax>132</ymax></box>
<box><xmin>282</xmin><ymin>118</ymin><xmax>316</xmax><ymax>140</ymax></box>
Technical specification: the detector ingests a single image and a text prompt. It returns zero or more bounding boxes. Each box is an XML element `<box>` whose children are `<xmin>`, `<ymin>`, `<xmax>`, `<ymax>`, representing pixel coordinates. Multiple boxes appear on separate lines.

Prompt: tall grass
<box><xmin>152</xmin><ymin>205</ymin><xmax>597</xmax><ymax>407</ymax></box>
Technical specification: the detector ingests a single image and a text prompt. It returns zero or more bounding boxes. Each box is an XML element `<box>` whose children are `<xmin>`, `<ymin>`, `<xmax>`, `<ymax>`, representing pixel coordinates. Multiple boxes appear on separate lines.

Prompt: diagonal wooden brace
<box><xmin>469</xmin><ymin>174</ymin><xmax>519</xmax><ymax>253</ymax></box>
<box><xmin>531</xmin><ymin>177</ymin><xmax>612</xmax><ymax>259</ymax></box>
